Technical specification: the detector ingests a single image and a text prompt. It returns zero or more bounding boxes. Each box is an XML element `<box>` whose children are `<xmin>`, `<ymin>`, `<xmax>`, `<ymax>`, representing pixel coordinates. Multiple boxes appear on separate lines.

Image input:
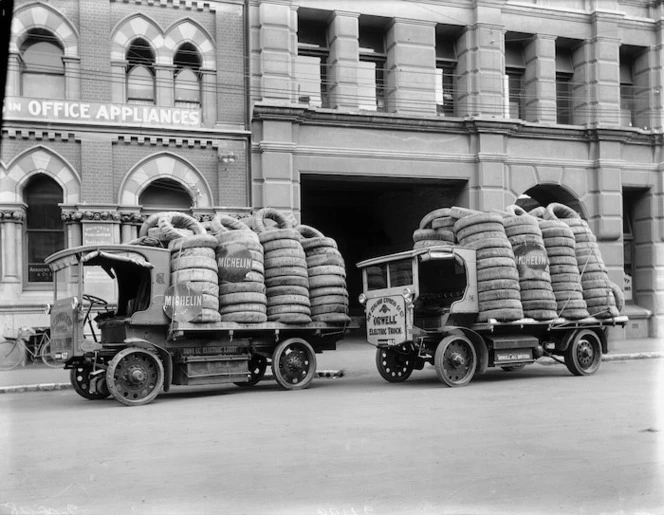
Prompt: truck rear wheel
<box><xmin>564</xmin><ymin>329</ymin><xmax>602</xmax><ymax>376</ymax></box>
<box><xmin>106</xmin><ymin>348</ymin><xmax>164</xmax><ymax>406</ymax></box>
<box><xmin>434</xmin><ymin>335</ymin><xmax>477</xmax><ymax>387</ymax></box>
<box><xmin>271</xmin><ymin>338</ymin><xmax>317</xmax><ymax>390</ymax></box>
<box><xmin>375</xmin><ymin>344</ymin><xmax>415</xmax><ymax>383</ymax></box>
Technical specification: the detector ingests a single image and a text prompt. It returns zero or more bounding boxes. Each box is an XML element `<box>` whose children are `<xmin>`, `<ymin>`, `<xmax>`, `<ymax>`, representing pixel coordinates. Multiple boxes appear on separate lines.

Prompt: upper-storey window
<box><xmin>504</xmin><ymin>39</ymin><xmax>525</xmax><ymax>120</ymax></box>
<box><xmin>436</xmin><ymin>31</ymin><xmax>459</xmax><ymax>116</ymax></box>
<box><xmin>174</xmin><ymin>43</ymin><xmax>201</xmax><ymax>108</ymax></box>
<box><xmin>296</xmin><ymin>13</ymin><xmax>330</xmax><ymax>108</ymax></box>
<box><xmin>359</xmin><ymin>24</ymin><xmax>386</xmax><ymax>112</ymax></box>
<box><xmin>127</xmin><ymin>38</ymin><xmax>155</xmax><ymax>105</ymax></box>
<box><xmin>25</xmin><ymin>175</ymin><xmax>64</xmax><ymax>284</ymax></box>
<box><xmin>556</xmin><ymin>47</ymin><xmax>574</xmax><ymax>125</ymax></box>
<box><xmin>21</xmin><ymin>29</ymin><xmax>65</xmax><ymax>99</ymax></box>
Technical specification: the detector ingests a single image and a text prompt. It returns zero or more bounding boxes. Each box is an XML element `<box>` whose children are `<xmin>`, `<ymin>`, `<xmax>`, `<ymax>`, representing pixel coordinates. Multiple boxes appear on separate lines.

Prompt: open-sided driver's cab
<box><xmin>357</xmin><ymin>246</ymin><xmax>479</xmax><ymax>347</ymax></box>
<box><xmin>45</xmin><ymin>245</ymin><xmax>171</xmax><ymax>363</ymax></box>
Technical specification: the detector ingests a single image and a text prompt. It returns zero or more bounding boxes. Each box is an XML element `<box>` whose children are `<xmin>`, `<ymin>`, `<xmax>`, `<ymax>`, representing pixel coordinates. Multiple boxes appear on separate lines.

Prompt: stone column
<box><xmin>258</xmin><ymin>1</ymin><xmax>295</xmax><ymax>102</ymax></box>
<box><xmin>587</xmin><ymin>10</ymin><xmax>622</xmax><ymax>126</ymax></box>
<box><xmin>523</xmin><ymin>34</ymin><xmax>556</xmax><ymax>123</ymax></box>
<box><xmin>110</xmin><ymin>61</ymin><xmax>127</xmax><ymax>104</ymax></box>
<box><xmin>155</xmin><ymin>65</ymin><xmax>175</xmax><ymax>106</ymax></box>
<box><xmin>457</xmin><ymin>8</ymin><xmax>505</xmax><ymax>117</ymax></box>
<box><xmin>200</xmin><ymin>69</ymin><xmax>217</xmax><ymax>128</ymax></box>
<box><xmin>650</xmin><ymin>19</ymin><xmax>664</xmax><ymax>130</ymax></box>
<box><xmin>0</xmin><ymin>207</ymin><xmax>25</xmax><ymax>284</ymax></box>
<box><xmin>328</xmin><ymin>11</ymin><xmax>360</xmax><ymax>110</ymax></box>
<box><xmin>385</xmin><ymin>19</ymin><xmax>436</xmax><ymax>115</ymax></box>
<box><xmin>119</xmin><ymin>210</ymin><xmax>143</xmax><ymax>243</ymax></box>
<box><xmin>5</xmin><ymin>53</ymin><xmax>21</xmax><ymax>97</ymax></box>
<box><xmin>63</xmin><ymin>56</ymin><xmax>81</xmax><ymax>100</ymax></box>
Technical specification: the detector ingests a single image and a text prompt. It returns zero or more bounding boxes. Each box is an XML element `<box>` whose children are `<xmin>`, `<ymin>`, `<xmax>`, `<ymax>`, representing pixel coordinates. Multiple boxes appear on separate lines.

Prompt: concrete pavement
<box><xmin>0</xmin><ymin>334</ymin><xmax>662</xmax><ymax>394</ymax></box>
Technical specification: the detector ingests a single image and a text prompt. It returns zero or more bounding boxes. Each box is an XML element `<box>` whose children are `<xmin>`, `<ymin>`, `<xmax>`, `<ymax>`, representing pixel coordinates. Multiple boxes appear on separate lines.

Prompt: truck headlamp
<box><xmin>358</xmin><ymin>293</ymin><xmax>367</xmax><ymax>306</ymax></box>
<box><xmin>402</xmin><ymin>288</ymin><xmax>415</xmax><ymax>305</ymax></box>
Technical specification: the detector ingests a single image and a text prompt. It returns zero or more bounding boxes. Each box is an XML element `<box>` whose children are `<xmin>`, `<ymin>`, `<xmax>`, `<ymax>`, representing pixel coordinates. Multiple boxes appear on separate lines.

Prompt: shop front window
<box><xmin>25</xmin><ymin>175</ymin><xmax>64</xmax><ymax>283</ymax></box>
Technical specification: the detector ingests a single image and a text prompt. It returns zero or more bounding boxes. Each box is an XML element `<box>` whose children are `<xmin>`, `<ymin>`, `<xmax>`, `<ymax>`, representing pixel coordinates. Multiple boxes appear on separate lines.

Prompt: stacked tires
<box><xmin>298</xmin><ymin>225</ymin><xmax>351</xmax><ymax>323</ymax></box>
<box><xmin>252</xmin><ymin>208</ymin><xmax>312</xmax><ymax>324</ymax></box>
<box><xmin>503</xmin><ymin>207</ymin><xmax>558</xmax><ymax>321</ymax></box>
<box><xmin>213</xmin><ymin>216</ymin><xmax>268</xmax><ymax>324</ymax></box>
<box><xmin>545</xmin><ymin>203</ymin><xmax>622</xmax><ymax>319</ymax></box>
<box><xmin>413</xmin><ymin>208</ymin><xmax>456</xmax><ymax>249</ymax></box>
<box><xmin>169</xmin><ymin>232</ymin><xmax>221</xmax><ymax>323</ymax></box>
<box><xmin>452</xmin><ymin>210</ymin><xmax>524</xmax><ymax>322</ymax></box>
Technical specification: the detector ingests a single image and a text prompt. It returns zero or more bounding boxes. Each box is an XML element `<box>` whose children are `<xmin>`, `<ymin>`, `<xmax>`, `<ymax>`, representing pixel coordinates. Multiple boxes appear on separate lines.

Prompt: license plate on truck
<box><xmin>494</xmin><ymin>349</ymin><xmax>533</xmax><ymax>363</ymax></box>
<box><xmin>365</xmin><ymin>295</ymin><xmax>408</xmax><ymax>346</ymax></box>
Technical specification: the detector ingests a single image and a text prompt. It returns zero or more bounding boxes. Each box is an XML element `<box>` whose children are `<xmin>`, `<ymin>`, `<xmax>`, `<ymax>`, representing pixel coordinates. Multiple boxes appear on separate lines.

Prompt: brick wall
<box><xmin>79</xmin><ymin>0</ymin><xmax>112</xmax><ymax>102</ymax></box>
<box><xmin>0</xmin><ymin>132</ymin><xmax>82</xmax><ymax>176</ymax></box>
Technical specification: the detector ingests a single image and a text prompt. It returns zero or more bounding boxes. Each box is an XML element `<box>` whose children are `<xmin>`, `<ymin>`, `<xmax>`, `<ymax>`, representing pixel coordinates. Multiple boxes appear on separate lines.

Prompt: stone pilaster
<box><xmin>258</xmin><ymin>1</ymin><xmax>295</xmax><ymax>102</ymax></box>
<box><xmin>523</xmin><ymin>34</ymin><xmax>556</xmax><ymax>123</ymax></box>
<box><xmin>110</xmin><ymin>61</ymin><xmax>127</xmax><ymax>104</ymax></box>
<box><xmin>200</xmin><ymin>69</ymin><xmax>217</xmax><ymax>127</ymax></box>
<box><xmin>385</xmin><ymin>19</ymin><xmax>436</xmax><ymax>115</ymax></box>
<box><xmin>155</xmin><ymin>65</ymin><xmax>175</xmax><ymax>106</ymax></box>
<box><xmin>587</xmin><ymin>10</ymin><xmax>622</xmax><ymax>126</ymax></box>
<box><xmin>63</xmin><ymin>56</ymin><xmax>81</xmax><ymax>101</ymax></box>
<box><xmin>650</xmin><ymin>19</ymin><xmax>664</xmax><ymax>130</ymax></box>
<box><xmin>0</xmin><ymin>206</ymin><xmax>26</xmax><ymax>284</ymax></box>
<box><xmin>5</xmin><ymin>53</ymin><xmax>21</xmax><ymax>97</ymax></box>
<box><xmin>328</xmin><ymin>11</ymin><xmax>360</xmax><ymax>110</ymax></box>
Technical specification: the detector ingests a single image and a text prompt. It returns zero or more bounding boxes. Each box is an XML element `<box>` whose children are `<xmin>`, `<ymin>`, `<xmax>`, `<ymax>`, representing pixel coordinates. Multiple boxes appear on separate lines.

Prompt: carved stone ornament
<box><xmin>0</xmin><ymin>209</ymin><xmax>25</xmax><ymax>222</ymax></box>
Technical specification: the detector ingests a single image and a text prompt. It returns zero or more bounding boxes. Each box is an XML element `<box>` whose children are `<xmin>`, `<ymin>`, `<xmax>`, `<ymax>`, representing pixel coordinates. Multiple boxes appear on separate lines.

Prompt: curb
<box><xmin>0</xmin><ymin>369</ymin><xmax>346</xmax><ymax>395</ymax></box>
<box><xmin>537</xmin><ymin>351</ymin><xmax>664</xmax><ymax>366</ymax></box>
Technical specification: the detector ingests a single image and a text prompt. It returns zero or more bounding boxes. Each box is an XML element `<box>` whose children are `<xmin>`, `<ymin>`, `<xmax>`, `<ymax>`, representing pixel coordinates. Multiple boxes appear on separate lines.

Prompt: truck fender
<box><xmin>445</xmin><ymin>326</ymin><xmax>489</xmax><ymax>375</ymax></box>
<box><xmin>560</xmin><ymin>328</ymin><xmax>608</xmax><ymax>355</ymax></box>
<box><xmin>123</xmin><ymin>338</ymin><xmax>173</xmax><ymax>392</ymax></box>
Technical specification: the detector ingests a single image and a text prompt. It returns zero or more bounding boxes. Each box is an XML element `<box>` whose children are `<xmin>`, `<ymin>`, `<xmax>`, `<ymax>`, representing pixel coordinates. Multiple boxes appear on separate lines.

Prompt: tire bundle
<box><xmin>139</xmin><ymin>211</ymin><xmax>204</xmax><ymax>243</ymax></box>
<box><xmin>297</xmin><ymin>225</ymin><xmax>351</xmax><ymax>324</ymax></box>
<box><xmin>252</xmin><ymin>208</ymin><xmax>312</xmax><ymax>324</ymax></box>
<box><xmin>503</xmin><ymin>206</ymin><xmax>557</xmax><ymax>321</ymax></box>
<box><xmin>214</xmin><ymin>215</ymin><xmax>268</xmax><ymax>324</ymax></box>
<box><xmin>545</xmin><ymin>203</ymin><xmax>622</xmax><ymax>319</ymax></box>
<box><xmin>413</xmin><ymin>208</ymin><xmax>456</xmax><ymax>249</ymax></box>
<box><xmin>169</xmin><ymin>233</ymin><xmax>221</xmax><ymax>323</ymax></box>
<box><xmin>454</xmin><ymin>211</ymin><xmax>524</xmax><ymax>322</ymax></box>
<box><xmin>530</xmin><ymin>213</ymin><xmax>589</xmax><ymax>320</ymax></box>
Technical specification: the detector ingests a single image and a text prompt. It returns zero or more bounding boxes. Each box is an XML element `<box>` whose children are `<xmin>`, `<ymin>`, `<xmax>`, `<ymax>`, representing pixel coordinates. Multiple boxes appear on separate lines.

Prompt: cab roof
<box><xmin>356</xmin><ymin>244</ymin><xmax>464</xmax><ymax>268</ymax></box>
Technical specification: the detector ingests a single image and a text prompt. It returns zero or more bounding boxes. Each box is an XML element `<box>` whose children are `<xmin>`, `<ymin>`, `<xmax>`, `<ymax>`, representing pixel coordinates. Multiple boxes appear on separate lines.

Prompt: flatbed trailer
<box><xmin>45</xmin><ymin>244</ymin><xmax>353</xmax><ymax>406</ymax></box>
<box><xmin>357</xmin><ymin>245</ymin><xmax>628</xmax><ymax>386</ymax></box>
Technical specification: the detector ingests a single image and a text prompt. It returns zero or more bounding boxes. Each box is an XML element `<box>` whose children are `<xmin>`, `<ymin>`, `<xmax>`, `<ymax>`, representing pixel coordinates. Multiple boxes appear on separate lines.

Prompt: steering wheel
<box><xmin>82</xmin><ymin>294</ymin><xmax>108</xmax><ymax>307</ymax></box>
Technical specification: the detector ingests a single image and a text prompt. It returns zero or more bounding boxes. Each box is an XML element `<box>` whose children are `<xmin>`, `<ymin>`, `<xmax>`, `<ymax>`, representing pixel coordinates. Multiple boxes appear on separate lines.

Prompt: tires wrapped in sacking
<box><xmin>503</xmin><ymin>206</ymin><xmax>557</xmax><ymax>321</ymax></box>
<box><xmin>530</xmin><ymin>208</ymin><xmax>589</xmax><ymax>320</ymax></box>
<box><xmin>453</xmin><ymin>211</ymin><xmax>524</xmax><ymax>322</ymax></box>
<box><xmin>251</xmin><ymin>208</ymin><xmax>312</xmax><ymax>324</ymax></box>
<box><xmin>545</xmin><ymin>203</ymin><xmax>622</xmax><ymax>318</ymax></box>
<box><xmin>214</xmin><ymin>215</ymin><xmax>268</xmax><ymax>324</ymax></box>
<box><xmin>297</xmin><ymin>225</ymin><xmax>351</xmax><ymax>324</ymax></box>
<box><xmin>169</xmin><ymin>233</ymin><xmax>221</xmax><ymax>323</ymax></box>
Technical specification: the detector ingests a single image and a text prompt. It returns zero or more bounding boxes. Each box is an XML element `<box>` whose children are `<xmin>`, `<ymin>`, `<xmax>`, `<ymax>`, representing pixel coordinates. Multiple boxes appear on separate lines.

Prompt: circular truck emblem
<box><xmin>163</xmin><ymin>282</ymin><xmax>203</xmax><ymax>321</ymax></box>
<box><xmin>217</xmin><ymin>243</ymin><xmax>252</xmax><ymax>283</ymax></box>
<box><xmin>513</xmin><ymin>242</ymin><xmax>549</xmax><ymax>279</ymax></box>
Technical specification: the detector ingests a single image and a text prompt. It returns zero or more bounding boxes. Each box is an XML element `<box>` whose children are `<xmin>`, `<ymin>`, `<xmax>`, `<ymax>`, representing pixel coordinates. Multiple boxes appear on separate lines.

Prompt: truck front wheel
<box><xmin>106</xmin><ymin>348</ymin><xmax>164</xmax><ymax>406</ymax></box>
<box><xmin>434</xmin><ymin>335</ymin><xmax>477</xmax><ymax>387</ymax></box>
<box><xmin>271</xmin><ymin>338</ymin><xmax>317</xmax><ymax>390</ymax></box>
<box><xmin>375</xmin><ymin>344</ymin><xmax>415</xmax><ymax>383</ymax></box>
<box><xmin>70</xmin><ymin>365</ymin><xmax>110</xmax><ymax>400</ymax></box>
<box><xmin>564</xmin><ymin>329</ymin><xmax>602</xmax><ymax>376</ymax></box>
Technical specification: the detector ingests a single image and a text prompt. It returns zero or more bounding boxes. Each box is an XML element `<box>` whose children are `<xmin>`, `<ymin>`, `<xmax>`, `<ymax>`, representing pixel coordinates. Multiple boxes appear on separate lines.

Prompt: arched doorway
<box><xmin>515</xmin><ymin>184</ymin><xmax>586</xmax><ymax>218</ymax></box>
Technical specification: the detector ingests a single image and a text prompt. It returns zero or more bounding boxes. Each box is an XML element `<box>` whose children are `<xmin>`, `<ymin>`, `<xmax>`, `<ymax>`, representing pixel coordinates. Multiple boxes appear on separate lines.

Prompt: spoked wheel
<box><xmin>375</xmin><ymin>344</ymin><xmax>415</xmax><ymax>383</ymax></box>
<box><xmin>70</xmin><ymin>365</ymin><xmax>110</xmax><ymax>400</ymax></box>
<box><xmin>0</xmin><ymin>340</ymin><xmax>24</xmax><ymax>371</ymax></box>
<box><xmin>434</xmin><ymin>335</ymin><xmax>477</xmax><ymax>387</ymax></box>
<box><xmin>235</xmin><ymin>354</ymin><xmax>267</xmax><ymax>387</ymax></box>
<box><xmin>501</xmin><ymin>364</ymin><xmax>526</xmax><ymax>372</ymax></box>
<box><xmin>564</xmin><ymin>329</ymin><xmax>602</xmax><ymax>376</ymax></box>
<box><xmin>106</xmin><ymin>348</ymin><xmax>164</xmax><ymax>406</ymax></box>
<box><xmin>271</xmin><ymin>338</ymin><xmax>317</xmax><ymax>390</ymax></box>
<box><xmin>40</xmin><ymin>339</ymin><xmax>60</xmax><ymax>368</ymax></box>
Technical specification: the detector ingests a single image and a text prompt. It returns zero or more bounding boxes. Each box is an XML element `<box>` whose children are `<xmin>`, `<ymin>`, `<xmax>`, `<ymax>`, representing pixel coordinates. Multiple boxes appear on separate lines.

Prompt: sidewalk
<box><xmin>1</xmin><ymin>336</ymin><xmax>662</xmax><ymax>394</ymax></box>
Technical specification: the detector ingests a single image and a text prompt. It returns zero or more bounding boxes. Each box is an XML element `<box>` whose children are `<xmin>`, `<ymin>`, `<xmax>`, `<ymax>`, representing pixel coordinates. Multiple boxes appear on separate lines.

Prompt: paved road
<box><xmin>1</xmin><ymin>358</ymin><xmax>662</xmax><ymax>515</ymax></box>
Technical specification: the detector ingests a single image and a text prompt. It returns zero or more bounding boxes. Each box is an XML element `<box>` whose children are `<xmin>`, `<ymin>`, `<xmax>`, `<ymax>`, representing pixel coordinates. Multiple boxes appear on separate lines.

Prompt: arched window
<box><xmin>174</xmin><ymin>43</ymin><xmax>201</xmax><ymax>108</ymax></box>
<box><xmin>127</xmin><ymin>38</ymin><xmax>155</xmax><ymax>105</ymax></box>
<box><xmin>21</xmin><ymin>29</ymin><xmax>65</xmax><ymax>99</ymax></box>
<box><xmin>25</xmin><ymin>175</ymin><xmax>64</xmax><ymax>283</ymax></box>
<box><xmin>139</xmin><ymin>178</ymin><xmax>192</xmax><ymax>212</ymax></box>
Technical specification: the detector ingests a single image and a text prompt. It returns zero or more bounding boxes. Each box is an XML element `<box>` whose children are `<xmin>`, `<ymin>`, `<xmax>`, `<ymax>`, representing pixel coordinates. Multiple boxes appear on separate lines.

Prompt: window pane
<box><xmin>23</xmin><ymin>40</ymin><xmax>64</xmax><ymax>73</ymax></box>
<box><xmin>128</xmin><ymin>66</ymin><xmax>154</xmax><ymax>102</ymax></box>
<box><xmin>174</xmin><ymin>68</ymin><xmax>200</xmax><ymax>103</ymax></box>
<box><xmin>358</xmin><ymin>60</ymin><xmax>377</xmax><ymax>111</ymax></box>
<box><xmin>140</xmin><ymin>179</ymin><xmax>192</xmax><ymax>210</ymax></box>
<box><xmin>295</xmin><ymin>55</ymin><xmax>323</xmax><ymax>107</ymax></box>
<box><xmin>23</xmin><ymin>73</ymin><xmax>65</xmax><ymax>99</ymax></box>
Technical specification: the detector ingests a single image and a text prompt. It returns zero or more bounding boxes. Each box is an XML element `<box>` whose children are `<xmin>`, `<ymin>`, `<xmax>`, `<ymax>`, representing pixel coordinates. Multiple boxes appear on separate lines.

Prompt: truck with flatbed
<box><xmin>45</xmin><ymin>243</ymin><xmax>352</xmax><ymax>406</ymax></box>
<box><xmin>356</xmin><ymin>245</ymin><xmax>628</xmax><ymax>386</ymax></box>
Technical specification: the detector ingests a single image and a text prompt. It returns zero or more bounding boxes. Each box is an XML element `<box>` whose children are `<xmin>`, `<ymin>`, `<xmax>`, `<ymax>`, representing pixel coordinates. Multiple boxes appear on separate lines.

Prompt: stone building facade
<box><xmin>249</xmin><ymin>0</ymin><xmax>664</xmax><ymax>339</ymax></box>
<box><xmin>0</xmin><ymin>0</ymin><xmax>249</xmax><ymax>333</ymax></box>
